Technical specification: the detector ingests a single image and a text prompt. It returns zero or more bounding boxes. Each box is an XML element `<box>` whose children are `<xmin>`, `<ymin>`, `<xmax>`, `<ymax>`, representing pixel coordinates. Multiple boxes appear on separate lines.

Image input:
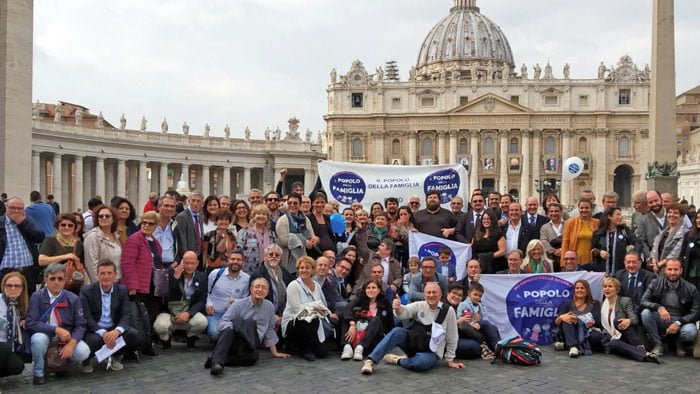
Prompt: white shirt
<box><xmin>506</xmin><ymin>220</ymin><xmax>521</xmax><ymax>253</ymax></box>
<box><xmin>48</xmin><ymin>289</ymin><xmax>63</xmax><ymax>326</ymax></box>
<box><xmin>381</xmin><ymin>257</ymin><xmax>390</xmax><ymax>286</ymax></box>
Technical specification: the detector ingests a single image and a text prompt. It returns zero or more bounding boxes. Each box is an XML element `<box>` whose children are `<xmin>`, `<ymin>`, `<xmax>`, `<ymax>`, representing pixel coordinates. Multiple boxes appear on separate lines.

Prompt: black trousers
<box><xmin>340</xmin><ymin>317</ymin><xmax>386</xmax><ymax>354</ymax></box>
<box><xmin>210</xmin><ymin>318</ymin><xmax>259</xmax><ymax>366</ymax></box>
<box><xmin>84</xmin><ymin>327</ymin><xmax>146</xmax><ymax>358</ymax></box>
<box><xmin>284</xmin><ymin>319</ymin><xmax>329</xmax><ymax>358</ymax></box>
<box><xmin>606</xmin><ymin>327</ymin><xmax>647</xmax><ymax>362</ymax></box>
<box><xmin>0</xmin><ymin>343</ymin><xmax>25</xmax><ymax>378</ymax></box>
<box><xmin>136</xmin><ymin>293</ymin><xmax>164</xmax><ymax>327</ymax></box>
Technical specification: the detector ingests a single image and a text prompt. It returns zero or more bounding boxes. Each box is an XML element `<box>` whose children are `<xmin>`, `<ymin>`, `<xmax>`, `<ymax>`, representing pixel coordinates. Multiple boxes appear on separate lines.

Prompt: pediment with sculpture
<box><xmin>448</xmin><ymin>93</ymin><xmax>532</xmax><ymax>115</ymax></box>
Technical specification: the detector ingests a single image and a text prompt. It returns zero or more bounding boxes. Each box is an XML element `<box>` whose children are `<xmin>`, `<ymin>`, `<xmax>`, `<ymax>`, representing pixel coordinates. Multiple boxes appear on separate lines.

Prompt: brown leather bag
<box><xmin>45</xmin><ymin>342</ymin><xmax>70</xmax><ymax>372</ymax></box>
<box><xmin>65</xmin><ymin>243</ymin><xmax>86</xmax><ymax>291</ymax></box>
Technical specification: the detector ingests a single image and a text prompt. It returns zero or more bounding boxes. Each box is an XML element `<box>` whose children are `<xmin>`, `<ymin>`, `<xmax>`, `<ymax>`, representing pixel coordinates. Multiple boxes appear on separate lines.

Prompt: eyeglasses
<box><xmin>4</xmin><ymin>284</ymin><xmax>23</xmax><ymax>289</ymax></box>
<box><xmin>409</xmin><ymin>201</ymin><xmax>420</xmax><ymax>205</ymax></box>
<box><xmin>47</xmin><ymin>276</ymin><xmax>65</xmax><ymax>282</ymax></box>
<box><xmin>267</xmin><ymin>253</ymin><xmax>281</xmax><ymax>257</ymax></box>
<box><xmin>59</xmin><ymin>223</ymin><xmax>75</xmax><ymax>228</ymax></box>
<box><xmin>266</xmin><ymin>198</ymin><xmax>279</xmax><ymax>202</ymax></box>
<box><xmin>141</xmin><ymin>221</ymin><xmax>156</xmax><ymax>227</ymax></box>
<box><xmin>287</xmin><ymin>201</ymin><xmax>299</xmax><ymax>206</ymax></box>
<box><xmin>98</xmin><ymin>214</ymin><xmax>112</xmax><ymax>219</ymax></box>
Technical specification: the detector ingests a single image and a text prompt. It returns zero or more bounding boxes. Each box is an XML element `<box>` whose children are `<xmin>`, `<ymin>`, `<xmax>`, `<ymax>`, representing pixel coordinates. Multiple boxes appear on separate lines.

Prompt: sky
<box><xmin>33</xmin><ymin>0</ymin><xmax>700</xmax><ymax>139</ymax></box>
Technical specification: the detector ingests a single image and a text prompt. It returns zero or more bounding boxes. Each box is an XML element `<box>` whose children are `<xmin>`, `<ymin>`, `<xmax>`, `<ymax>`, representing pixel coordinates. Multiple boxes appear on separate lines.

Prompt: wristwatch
<box><xmin>674</xmin><ymin>321</ymin><xmax>682</xmax><ymax>327</ymax></box>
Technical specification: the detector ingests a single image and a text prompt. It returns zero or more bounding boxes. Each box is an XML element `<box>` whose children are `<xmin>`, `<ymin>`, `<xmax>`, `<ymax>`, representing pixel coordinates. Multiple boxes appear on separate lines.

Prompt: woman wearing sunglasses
<box><xmin>38</xmin><ymin>213</ymin><xmax>84</xmax><ymax>269</ymax></box>
<box><xmin>83</xmin><ymin>205</ymin><xmax>122</xmax><ymax>283</ymax></box>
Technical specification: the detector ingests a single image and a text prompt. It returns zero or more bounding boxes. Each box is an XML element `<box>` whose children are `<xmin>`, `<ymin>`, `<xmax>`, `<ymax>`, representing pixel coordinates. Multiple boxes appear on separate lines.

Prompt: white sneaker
<box><xmin>81</xmin><ymin>360</ymin><xmax>94</xmax><ymax>374</ymax></box>
<box><xmin>361</xmin><ymin>360</ymin><xmax>373</xmax><ymax>375</ymax></box>
<box><xmin>341</xmin><ymin>344</ymin><xmax>353</xmax><ymax>360</ymax></box>
<box><xmin>554</xmin><ymin>342</ymin><xmax>565</xmax><ymax>351</ymax></box>
<box><xmin>108</xmin><ymin>356</ymin><xmax>124</xmax><ymax>371</ymax></box>
<box><xmin>353</xmin><ymin>345</ymin><xmax>364</xmax><ymax>361</ymax></box>
<box><xmin>382</xmin><ymin>353</ymin><xmax>407</xmax><ymax>365</ymax></box>
<box><xmin>569</xmin><ymin>347</ymin><xmax>580</xmax><ymax>358</ymax></box>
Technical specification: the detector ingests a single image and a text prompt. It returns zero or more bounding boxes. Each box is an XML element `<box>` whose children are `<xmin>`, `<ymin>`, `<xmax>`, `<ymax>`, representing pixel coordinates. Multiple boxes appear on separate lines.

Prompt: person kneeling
<box><xmin>207</xmin><ymin>278</ymin><xmax>290</xmax><ymax>375</ymax></box>
<box><xmin>153</xmin><ymin>252</ymin><xmax>208</xmax><ymax>349</ymax></box>
<box><xmin>26</xmin><ymin>263</ymin><xmax>90</xmax><ymax>385</ymax></box>
<box><xmin>80</xmin><ymin>260</ymin><xmax>147</xmax><ymax>372</ymax></box>
<box><xmin>360</xmin><ymin>282</ymin><xmax>464</xmax><ymax>375</ymax></box>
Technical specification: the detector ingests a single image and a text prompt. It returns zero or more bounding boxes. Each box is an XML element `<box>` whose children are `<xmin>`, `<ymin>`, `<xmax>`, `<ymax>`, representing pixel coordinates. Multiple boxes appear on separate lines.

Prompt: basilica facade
<box><xmin>325</xmin><ymin>0</ymin><xmax>651</xmax><ymax>207</ymax></box>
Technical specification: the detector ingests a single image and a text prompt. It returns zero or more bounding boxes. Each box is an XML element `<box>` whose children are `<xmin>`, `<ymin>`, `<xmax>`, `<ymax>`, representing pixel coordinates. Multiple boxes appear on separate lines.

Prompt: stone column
<box><xmin>31</xmin><ymin>151</ymin><xmax>40</xmax><ymax>191</ymax></box>
<box><xmin>159</xmin><ymin>163</ymin><xmax>168</xmax><ymax>194</ymax></box>
<box><xmin>105</xmin><ymin>161</ymin><xmax>115</xmax><ymax>202</ymax></box>
<box><xmin>202</xmin><ymin>165</ymin><xmax>210</xmax><ymax>196</ymax></box>
<box><xmin>499</xmin><ymin>130</ymin><xmax>509</xmax><ymax>193</ymax></box>
<box><xmin>304</xmin><ymin>169</ymin><xmax>315</xmax><ymax>195</ymax></box>
<box><xmin>0</xmin><ymin>0</ymin><xmax>33</xmax><ymax>197</ymax></box>
<box><xmin>83</xmin><ymin>159</ymin><xmax>91</xmax><ymax>201</ymax></box>
<box><xmin>222</xmin><ymin>167</ymin><xmax>231</xmax><ymax>197</ymax></box>
<box><xmin>117</xmin><ymin>159</ymin><xmax>126</xmax><ymax>197</ymax></box>
<box><xmin>448</xmin><ymin>130</ymin><xmax>458</xmax><ymax>164</ymax></box>
<box><xmin>437</xmin><ymin>130</ymin><xmax>447</xmax><ymax>165</ymax></box>
<box><xmin>561</xmin><ymin>129</ymin><xmax>573</xmax><ymax>206</ymax></box>
<box><xmin>138</xmin><ymin>161</ymin><xmax>148</xmax><ymax>210</ymax></box>
<box><xmin>520</xmin><ymin>129</ymin><xmax>531</xmax><ymax>198</ymax></box>
<box><xmin>374</xmin><ymin>130</ymin><xmax>385</xmax><ymax>164</ymax></box>
<box><xmin>95</xmin><ymin>157</ymin><xmax>105</xmax><ymax>200</ymax></box>
<box><xmin>182</xmin><ymin>164</ymin><xmax>190</xmax><ymax>192</ymax></box>
<box><xmin>52</xmin><ymin>153</ymin><xmax>62</xmax><ymax>205</ymax></box>
<box><xmin>594</xmin><ymin>128</ymin><xmax>608</xmax><ymax>200</ymax></box>
<box><xmin>408</xmin><ymin>131</ymin><xmax>417</xmax><ymax>165</ymax></box>
<box><xmin>242</xmin><ymin>167</ymin><xmax>251</xmax><ymax>194</ymax></box>
<box><xmin>531</xmin><ymin>129</ymin><xmax>542</xmax><ymax>194</ymax></box>
<box><xmin>74</xmin><ymin>156</ymin><xmax>83</xmax><ymax>211</ymax></box>
<box><xmin>40</xmin><ymin>156</ymin><xmax>47</xmax><ymax>196</ymax></box>
<box><xmin>469</xmin><ymin>129</ymin><xmax>479</xmax><ymax>191</ymax></box>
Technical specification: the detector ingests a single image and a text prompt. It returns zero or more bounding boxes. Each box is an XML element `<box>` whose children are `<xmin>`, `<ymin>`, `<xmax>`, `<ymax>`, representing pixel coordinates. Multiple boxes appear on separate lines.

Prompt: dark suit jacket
<box><xmin>522</xmin><ymin>213</ymin><xmax>548</xmax><ymax>237</ymax></box>
<box><xmin>591</xmin><ymin>226</ymin><xmax>641</xmax><ymax>274</ymax></box>
<box><xmin>614</xmin><ymin>268</ymin><xmax>654</xmax><ymax>308</ymax></box>
<box><xmin>80</xmin><ymin>283</ymin><xmax>131</xmax><ymax>332</ymax></box>
<box><xmin>250</xmin><ymin>264</ymin><xmax>293</xmax><ymax>315</ymax></box>
<box><xmin>167</xmin><ymin>270</ymin><xmax>207</xmax><ymax>317</ymax></box>
<box><xmin>454</xmin><ymin>210</ymin><xmax>485</xmax><ymax>244</ymax></box>
<box><xmin>174</xmin><ymin>209</ymin><xmax>201</xmax><ymax>261</ymax></box>
<box><xmin>501</xmin><ymin>221</ymin><xmax>538</xmax><ymax>254</ymax></box>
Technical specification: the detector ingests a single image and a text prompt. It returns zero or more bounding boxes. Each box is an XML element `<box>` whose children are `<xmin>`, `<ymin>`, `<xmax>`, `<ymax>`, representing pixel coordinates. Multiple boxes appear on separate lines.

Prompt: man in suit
<box><xmin>503</xmin><ymin>203</ymin><xmax>537</xmax><ymax>256</ymax></box>
<box><xmin>593</xmin><ymin>191</ymin><xmax>619</xmax><ymax>220</ymax></box>
<box><xmin>461</xmin><ymin>259</ymin><xmax>481</xmax><ymax>290</ymax></box>
<box><xmin>314</xmin><ymin>256</ymin><xmax>345</xmax><ymax>313</ymax></box>
<box><xmin>635</xmin><ymin>190</ymin><xmax>667</xmax><ymax>264</ymax></box>
<box><xmin>80</xmin><ymin>260</ymin><xmax>147</xmax><ymax>372</ymax></box>
<box><xmin>449</xmin><ymin>197</ymin><xmax>466</xmax><ymax>221</ymax></box>
<box><xmin>614</xmin><ymin>251</ymin><xmax>654</xmax><ymax>309</ymax></box>
<box><xmin>356</xmin><ymin>239</ymin><xmax>402</xmax><ymax>299</ymax></box>
<box><xmin>174</xmin><ymin>191</ymin><xmax>205</xmax><ymax>263</ymax></box>
<box><xmin>455</xmin><ymin>193</ymin><xmax>486</xmax><ymax>244</ymax></box>
<box><xmin>332</xmin><ymin>257</ymin><xmax>353</xmax><ymax>300</ymax></box>
<box><xmin>523</xmin><ymin>196</ymin><xmax>548</xmax><ymax>237</ymax></box>
<box><xmin>560</xmin><ymin>251</ymin><xmax>584</xmax><ymax>272</ymax></box>
<box><xmin>249</xmin><ymin>244</ymin><xmax>293</xmax><ymax>325</ymax></box>
<box><xmin>408</xmin><ymin>256</ymin><xmax>448</xmax><ymax>302</ymax></box>
<box><xmin>153</xmin><ymin>251</ymin><xmax>208</xmax><ymax>349</ymax></box>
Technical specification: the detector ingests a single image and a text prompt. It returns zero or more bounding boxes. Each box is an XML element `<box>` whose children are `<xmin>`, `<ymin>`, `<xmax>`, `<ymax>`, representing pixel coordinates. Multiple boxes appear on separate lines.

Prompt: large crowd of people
<box><xmin>0</xmin><ymin>182</ymin><xmax>699</xmax><ymax>385</ymax></box>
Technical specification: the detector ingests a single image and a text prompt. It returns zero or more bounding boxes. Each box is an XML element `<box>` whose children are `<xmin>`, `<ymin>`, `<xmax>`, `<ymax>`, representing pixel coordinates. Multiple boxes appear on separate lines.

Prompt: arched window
<box><xmin>352</xmin><ymin>137</ymin><xmax>363</xmax><ymax>158</ymax></box>
<box><xmin>544</xmin><ymin>136</ymin><xmax>556</xmax><ymax>155</ymax></box>
<box><xmin>578</xmin><ymin>137</ymin><xmax>588</xmax><ymax>153</ymax></box>
<box><xmin>392</xmin><ymin>139</ymin><xmax>401</xmax><ymax>155</ymax></box>
<box><xmin>458</xmin><ymin>138</ymin><xmax>468</xmax><ymax>154</ymax></box>
<box><xmin>421</xmin><ymin>137</ymin><xmax>433</xmax><ymax>156</ymax></box>
<box><xmin>509</xmin><ymin>138</ymin><xmax>519</xmax><ymax>154</ymax></box>
<box><xmin>483</xmin><ymin>137</ymin><xmax>495</xmax><ymax>155</ymax></box>
<box><xmin>618</xmin><ymin>136</ymin><xmax>631</xmax><ymax>157</ymax></box>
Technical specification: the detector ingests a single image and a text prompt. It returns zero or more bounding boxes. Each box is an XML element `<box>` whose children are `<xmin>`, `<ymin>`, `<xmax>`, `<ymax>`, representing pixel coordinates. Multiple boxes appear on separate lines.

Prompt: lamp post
<box><xmin>534</xmin><ymin>178</ymin><xmax>561</xmax><ymax>200</ymax></box>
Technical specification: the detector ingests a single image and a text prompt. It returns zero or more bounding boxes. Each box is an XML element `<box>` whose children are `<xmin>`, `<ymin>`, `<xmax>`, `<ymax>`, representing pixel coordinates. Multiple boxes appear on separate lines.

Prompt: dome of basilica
<box><xmin>415</xmin><ymin>0</ymin><xmax>514</xmax><ymax>81</ymax></box>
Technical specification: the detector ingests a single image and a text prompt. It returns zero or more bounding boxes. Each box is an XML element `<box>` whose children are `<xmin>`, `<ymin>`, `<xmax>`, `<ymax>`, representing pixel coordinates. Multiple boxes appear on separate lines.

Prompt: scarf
<box><xmin>3</xmin><ymin>295</ymin><xmax>22</xmax><ymax>352</ymax></box>
<box><xmin>601</xmin><ymin>298</ymin><xmax>622</xmax><ymax>340</ymax></box>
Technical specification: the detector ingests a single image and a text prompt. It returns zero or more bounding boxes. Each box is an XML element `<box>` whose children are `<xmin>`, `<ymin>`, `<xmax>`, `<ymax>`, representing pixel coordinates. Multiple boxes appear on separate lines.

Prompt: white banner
<box><xmin>317</xmin><ymin>160</ymin><xmax>469</xmax><ymax>209</ymax></box>
<box><xmin>408</xmin><ymin>232</ymin><xmax>472</xmax><ymax>281</ymax></box>
<box><xmin>479</xmin><ymin>272</ymin><xmax>605</xmax><ymax>345</ymax></box>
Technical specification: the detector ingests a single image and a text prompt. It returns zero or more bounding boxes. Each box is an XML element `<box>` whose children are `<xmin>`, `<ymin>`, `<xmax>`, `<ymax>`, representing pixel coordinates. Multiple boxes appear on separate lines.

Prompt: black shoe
<box><xmin>300</xmin><ymin>352</ymin><xmax>316</xmax><ymax>362</ymax></box>
<box><xmin>210</xmin><ymin>363</ymin><xmax>224</xmax><ymax>376</ymax></box>
<box><xmin>161</xmin><ymin>339</ymin><xmax>172</xmax><ymax>350</ymax></box>
<box><xmin>54</xmin><ymin>371</ymin><xmax>69</xmax><ymax>379</ymax></box>
<box><xmin>186</xmin><ymin>336</ymin><xmax>197</xmax><ymax>349</ymax></box>
<box><xmin>143</xmin><ymin>344</ymin><xmax>159</xmax><ymax>356</ymax></box>
<box><xmin>645</xmin><ymin>353</ymin><xmax>661</xmax><ymax>364</ymax></box>
<box><xmin>33</xmin><ymin>375</ymin><xmax>47</xmax><ymax>385</ymax></box>
<box><xmin>204</xmin><ymin>357</ymin><xmax>212</xmax><ymax>369</ymax></box>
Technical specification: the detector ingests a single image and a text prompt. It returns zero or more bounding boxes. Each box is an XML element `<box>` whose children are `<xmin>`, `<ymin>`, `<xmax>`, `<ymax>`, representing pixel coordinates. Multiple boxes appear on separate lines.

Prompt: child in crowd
<box><xmin>402</xmin><ymin>256</ymin><xmax>421</xmax><ymax>294</ymax></box>
<box><xmin>457</xmin><ymin>283</ymin><xmax>502</xmax><ymax>360</ymax></box>
<box><xmin>437</xmin><ymin>247</ymin><xmax>457</xmax><ymax>283</ymax></box>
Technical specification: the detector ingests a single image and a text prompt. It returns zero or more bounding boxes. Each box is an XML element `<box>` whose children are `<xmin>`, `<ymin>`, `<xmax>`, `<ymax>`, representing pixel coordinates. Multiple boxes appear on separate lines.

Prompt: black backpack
<box><xmin>406</xmin><ymin>305</ymin><xmax>450</xmax><ymax>355</ymax></box>
<box><xmin>492</xmin><ymin>336</ymin><xmax>542</xmax><ymax>366</ymax></box>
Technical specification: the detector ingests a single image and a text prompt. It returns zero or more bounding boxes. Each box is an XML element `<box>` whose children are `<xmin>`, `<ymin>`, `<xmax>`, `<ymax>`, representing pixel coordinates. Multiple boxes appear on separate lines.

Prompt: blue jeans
<box><xmin>31</xmin><ymin>333</ymin><xmax>90</xmax><ymax>377</ymax></box>
<box><xmin>207</xmin><ymin>312</ymin><xmax>224</xmax><ymax>340</ymax></box>
<box><xmin>368</xmin><ymin>327</ymin><xmax>440</xmax><ymax>372</ymax></box>
<box><xmin>641</xmin><ymin>308</ymin><xmax>698</xmax><ymax>346</ymax></box>
<box><xmin>456</xmin><ymin>338</ymin><xmax>481</xmax><ymax>359</ymax></box>
<box><xmin>480</xmin><ymin>320</ymin><xmax>501</xmax><ymax>350</ymax></box>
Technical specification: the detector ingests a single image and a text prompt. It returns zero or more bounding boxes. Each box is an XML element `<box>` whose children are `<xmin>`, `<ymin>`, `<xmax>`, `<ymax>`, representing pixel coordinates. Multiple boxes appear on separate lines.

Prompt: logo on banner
<box><xmin>328</xmin><ymin>171</ymin><xmax>366</xmax><ymax>204</ymax></box>
<box><xmin>417</xmin><ymin>242</ymin><xmax>456</xmax><ymax>266</ymax></box>
<box><xmin>505</xmin><ymin>275</ymin><xmax>572</xmax><ymax>345</ymax></box>
<box><xmin>424</xmin><ymin>168</ymin><xmax>460</xmax><ymax>204</ymax></box>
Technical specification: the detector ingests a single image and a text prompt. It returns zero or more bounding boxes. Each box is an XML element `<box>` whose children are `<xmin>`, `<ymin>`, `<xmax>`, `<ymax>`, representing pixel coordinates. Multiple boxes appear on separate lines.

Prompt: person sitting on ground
<box><xmin>408</xmin><ymin>256</ymin><xmax>448</xmax><ymax>302</ymax></box>
<box><xmin>340</xmin><ymin>279</ymin><xmax>394</xmax><ymax>362</ymax></box>
<box><xmin>402</xmin><ymin>256</ymin><xmax>421</xmax><ymax>294</ymax></box>
<box><xmin>80</xmin><ymin>260</ymin><xmax>147</xmax><ymax>372</ymax></box>
<box><xmin>456</xmin><ymin>283</ymin><xmax>501</xmax><ymax>359</ymax></box>
<box><xmin>153</xmin><ymin>252</ymin><xmax>208</xmax><ymax>349</ymax></box>
<box><xmin>205</xmin><ymin>250</ymin><xmax>250</xmax><ymax>342</ymax></box>
<box><xmin>553</xmin><ymin>279</ymin><xmax>601</xmax><ymax>358</ymax></box>
<box><xmin>640</xmin><ymin>258</ymin><xmax>700</xmax><ymax>357</ymax></box>
<box><xmin>497</xmin><ymin>250</ymin><xmax>525</xmax><ymax>274</ymax></box>
<box><xmin>360</xmin><ymin>282</ymin><xmax>464</xmax><ymax>375</ymax></box>
<box><xmin>0</xmin><ymin>272</ymin><xmax>30</xmax><ymax>378</ymax></box>
<box><xmin>443</xmin><ymin>284</ymin><xmax>482</xmax><ymax>359</ymax></box>
<box><xmin>597</xmin><ymin>277</ymin><xmax>659</xmax><ymax>363</ymax></box>
<box><xmin>207</xmin><ymin>278</ymin><xmax>290</xmax><ymax>376</ymax></box>
<box><xmin>26</xmin><ymin>263</ymin><xmax>90</xmax><ymax>386</ymax></box>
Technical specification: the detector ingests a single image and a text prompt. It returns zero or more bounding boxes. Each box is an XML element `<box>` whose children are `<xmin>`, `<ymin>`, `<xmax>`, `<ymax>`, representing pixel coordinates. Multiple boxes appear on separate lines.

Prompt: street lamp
<box><xmin>534</xmin><ymin>178</ymin><xmax>561</xmax><ymax>200</ymax></box>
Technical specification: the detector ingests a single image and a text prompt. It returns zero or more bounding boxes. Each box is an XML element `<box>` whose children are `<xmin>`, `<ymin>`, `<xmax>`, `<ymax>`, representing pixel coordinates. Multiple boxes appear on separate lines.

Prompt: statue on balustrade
<box><xmin>563</xmin><ymin>63</ymin><xmax>570</xmax><ymax>79</ymax></box>
<box><xmin>264</xmin><ymin>127</ymin><xmax>271</xmax><ymax>141</ymax></box>
<box><xmin>245</xmin><ymin>127</ymin><xmax>251</xmax><ymax>140</ymax></box>
<box><xmin>161</xmin><ymin>118</ymin><xmax>169</xmax><ymax>133</ymax></box>
<box><xmin>520</xmin><ymin>63</ymin><xmax>528</xmax><ymax>79</ymax></box>
<box><xmin>96</xmin><ymin>111</ymin><xmax>104</xmax><ymax>128</ymax></box>
<box><xmin>204</xmin><ymin>123</ymin><xmax>211</xmax><ymax>137</ymax></box>
<box><xmin>120</xmin><ymin>114</ymin><xmax>127</xmax><ymax>129</ymax></box>
<box><xmin>533</xmin><ymin>63</ymin><xmax>541</xmax><ymax>79</ymax></box>
<box><xmin>54</xmin><ymin>102</ymin><xmax>62</xmax><ymax>123</ymax></box>
<box><xmin>75</xmin><ymin>108</ymin><xmax>84</xmax><ymax>126</ymax></box>
<box><xmin>140</xmin><ymin>116</ymin><xmax>147</xmax><ymax>131</ymax></box>
<box><xmin>225</xmin><ymin>124</ymin><xmax>231</xmax><ymax>139</ymax></box>
<box><xmin>274</xmin><ymin>127</ymin><xmax>281</xmax><ymax>141</ymax></box>
<box><xmin>183</xmin><ymin>121</ymin><xmax>190</xmax><ymax>135</ymax></box>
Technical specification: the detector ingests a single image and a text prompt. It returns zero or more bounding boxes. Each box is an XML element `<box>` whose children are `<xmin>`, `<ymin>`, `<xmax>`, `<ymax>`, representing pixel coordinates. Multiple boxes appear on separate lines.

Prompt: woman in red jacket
<box><xmin>120</xmin><ymin>210</ymin><xmax>163</xmax><ymax>325</ymax></box>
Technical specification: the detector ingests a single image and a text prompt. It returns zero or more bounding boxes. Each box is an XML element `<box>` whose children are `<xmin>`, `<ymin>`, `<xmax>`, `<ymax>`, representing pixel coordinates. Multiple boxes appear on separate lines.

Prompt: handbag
<box><xmin>65</xmin><ymin>243</ymin><xmax>86</xmax><ymax>291</ymax></box>
<box><xmin>45</xmin><ymin>341</ymin><xmax>70</xmax><ymax>372</ymax></box>
<box><xmin>167</xmin><ymin>282</ymin><xmax>190</xmax><ymax>316</ymax></box>
<box><xmin>153</xmin><ymin>268</ymin><xmax>170</xmax><ymax>298</ymax></box>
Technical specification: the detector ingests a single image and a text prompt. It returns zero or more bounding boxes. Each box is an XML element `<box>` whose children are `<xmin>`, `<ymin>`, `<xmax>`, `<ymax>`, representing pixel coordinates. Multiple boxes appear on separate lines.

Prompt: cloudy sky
<box><xmin>33</xmin><ymin>0</ymin><xmax>700</xmax><ymax>139</ymax></box>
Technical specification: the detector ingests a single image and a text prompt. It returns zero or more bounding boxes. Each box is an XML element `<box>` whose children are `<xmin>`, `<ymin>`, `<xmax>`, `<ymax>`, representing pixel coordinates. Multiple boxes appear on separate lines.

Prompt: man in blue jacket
<box><xmin>26</xmin><ymin>263</ymin><xmax>90</xmax><ymax>385</ymax></box>
<box><xmin>0</xmin><ymin>197</ymin><xmax>45</xmax><ymax>296</ymax></box>
<box><xmin>24</xmin><ymin>191</ymin><xmax>56</xmax><ymax>237</ymax></box>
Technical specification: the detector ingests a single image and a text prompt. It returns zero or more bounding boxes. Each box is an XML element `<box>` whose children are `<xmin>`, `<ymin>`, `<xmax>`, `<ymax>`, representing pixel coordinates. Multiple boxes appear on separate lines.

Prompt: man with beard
<box><xmin>205</xmin><ymin>250</ymin><xmax>250</xmax><ymax>341</ymax></box>
<box><xmin>487</xmin><ymin>192</ymin><xmax>505</xmax><ymax>227</ymax></box>
<box><xmin>640</xmin><ymin>259</ymin><xmax>700</xmax><ymax>356</ymax></box>
<box><xmin>413</xmin><ymin>190</ymin><xmax>457</xmax><ymax>239</ymax></box>
<box><xmin>250</xmin><ymin>244</ymin><xmax>293</xmax><ymax>325</ymax></box>
<box><xmin>265</xmin><ymin>191</ymin><xmax>283</xmax><ymax>225</ymax></box>
<box><xmin>384</xmin><ymin>197</ymin><xmax>400</xmax><ymax>224</ymax></box>
<box><xmin>635</xmin><ymin>190</ymin><xmax>667</xmax><ymax>264</ymax></box>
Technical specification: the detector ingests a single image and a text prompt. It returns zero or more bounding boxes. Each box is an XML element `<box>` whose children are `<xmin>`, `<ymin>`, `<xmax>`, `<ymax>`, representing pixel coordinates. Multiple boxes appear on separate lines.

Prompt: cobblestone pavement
<box><xmin>1</xmin><ymin>340</ymin><xmax>697</xmax><ymax>393</ymax></box>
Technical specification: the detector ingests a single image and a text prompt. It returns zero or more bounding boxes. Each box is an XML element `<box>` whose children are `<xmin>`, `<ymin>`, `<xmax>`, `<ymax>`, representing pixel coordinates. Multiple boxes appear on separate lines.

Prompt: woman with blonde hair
<box><xmin>562</xmin><ymin>198</ymin><xmax>600</xmax><ymax>267</ymax></box>
<box><xmin>520</xmin><ymin>239</ymin><xmax>553</xmax><ymax>273</ymax></box>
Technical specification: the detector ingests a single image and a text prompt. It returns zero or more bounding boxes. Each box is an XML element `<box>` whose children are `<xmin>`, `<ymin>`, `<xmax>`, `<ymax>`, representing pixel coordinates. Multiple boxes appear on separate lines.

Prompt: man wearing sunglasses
<box><xmin>26</xmin><ymin>263</ymin><xmax>90</xmax><ymax>385</ymax></box>
<box><xmin>265</xmin><ymin>192</ymin><xmax>282</xmax><ymax>225</ymax></box>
